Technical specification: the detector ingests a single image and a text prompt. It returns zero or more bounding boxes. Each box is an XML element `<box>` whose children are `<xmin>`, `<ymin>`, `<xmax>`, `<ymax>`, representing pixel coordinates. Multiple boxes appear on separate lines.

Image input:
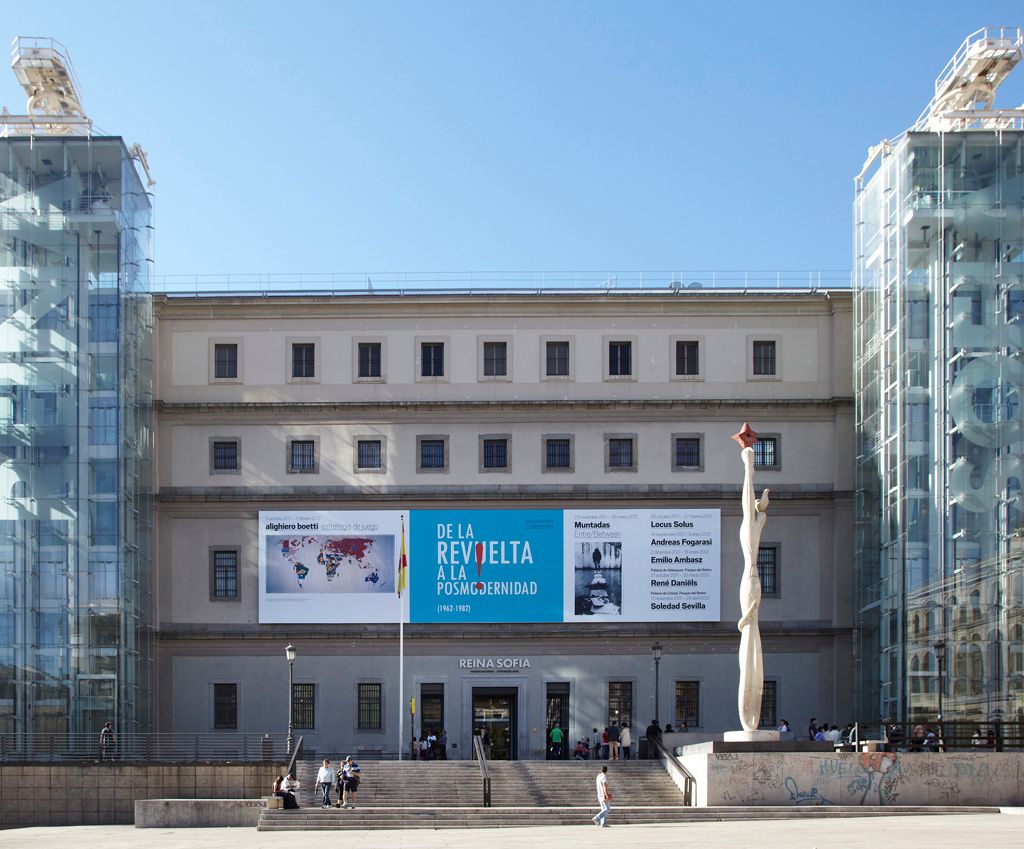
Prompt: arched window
<box><xmin>968</xmin><ymin>644</ymin><xmax>984</xmax><ymax>696</ymax></box>
<box><xmin>910</xmin><ymin>654</ymin><xmax>921</xmax><ymax>694</ymax></box>
<box><xmin>954</xmin><ymin>642</ymin><xmax>969</xmax><ymax>697</ymax></box>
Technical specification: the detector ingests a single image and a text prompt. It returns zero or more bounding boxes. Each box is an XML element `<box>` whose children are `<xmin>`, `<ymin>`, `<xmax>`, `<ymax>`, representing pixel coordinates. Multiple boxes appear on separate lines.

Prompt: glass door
<box><xmin>473</xmin><ymin>688</ymin><xmax>517</xmax><ymax>759</ymax></box>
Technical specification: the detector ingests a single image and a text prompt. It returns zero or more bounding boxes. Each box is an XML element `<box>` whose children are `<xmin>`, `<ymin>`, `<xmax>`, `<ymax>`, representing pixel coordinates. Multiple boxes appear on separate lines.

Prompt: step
<box><xmin>257</xmin><ymin>804</ymin><xmax>1002</xmax><ymax>831</ymax></box>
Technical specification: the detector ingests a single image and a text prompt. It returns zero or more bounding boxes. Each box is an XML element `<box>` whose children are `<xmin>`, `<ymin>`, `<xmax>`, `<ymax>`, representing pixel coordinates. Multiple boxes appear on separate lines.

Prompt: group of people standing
<box><xmin>562</xmin><ymin>721</ymin><xmax>633</xmax><ymax>760</ymax></box>
<box><xmin>316</xmin><ymin>757</ymin><xmax>361</xmax><ymax>808</ymax></box>
<box><xmin>273</xmin><ymin>757</ymin><xmax>361</xmax><ymax>811</ymax></box>
<box><xmin>410</xmin><ymin>729</ymin><xmax>449</xmax><ymax>760</ymax></box>
<box><xmin>565</xmin><ymin>719</ymin><xmax>675</xmax><ymax>760</ymax></box>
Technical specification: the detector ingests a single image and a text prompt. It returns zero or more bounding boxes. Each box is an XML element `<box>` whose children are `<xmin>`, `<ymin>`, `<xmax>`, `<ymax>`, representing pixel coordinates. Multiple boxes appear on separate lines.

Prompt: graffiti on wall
<box><xmin>704</xmin><ymin>751</ymin><xmax>1022</xmax><ymax>807</ymax></box>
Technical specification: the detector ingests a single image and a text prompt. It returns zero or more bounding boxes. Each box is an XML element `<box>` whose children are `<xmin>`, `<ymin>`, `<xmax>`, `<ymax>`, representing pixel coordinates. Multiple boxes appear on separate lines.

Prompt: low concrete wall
<box><xmin>0</xmin><ymin>763</ymin><xmax>284</xmax><ymax>829</ymax></box>
<box><xmin>135</xmin><ymin>798</ymin><xmax>266</xmax><ymax>828</ymax></box>
<box><xmin>676</xmin><ymin>750</ymin><xmax>1024</xmax><ymax>807</ymax></box>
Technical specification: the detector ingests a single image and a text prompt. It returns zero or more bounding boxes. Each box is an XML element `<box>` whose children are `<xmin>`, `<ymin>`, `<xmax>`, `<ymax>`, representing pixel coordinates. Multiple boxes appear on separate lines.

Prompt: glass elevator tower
<box><xmin>0</xmin><ymin>38</ymin><xmax>153</xmax><ymax>748</ymax></box>
<box><xmin>854</xmin><ymin>28</ymin><xmax>1024</xmax><ymax>728</ymax></box>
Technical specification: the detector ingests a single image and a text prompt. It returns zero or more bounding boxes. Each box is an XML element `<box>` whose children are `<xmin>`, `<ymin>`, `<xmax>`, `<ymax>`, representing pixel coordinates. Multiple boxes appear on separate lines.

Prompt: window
<box><xmin>90</xmin><ymin>295</ymin><xmax>118</xmax><ymax>343</ymax></box>
<box><xmin>211</xmin><ymin>439</ymin><xmax>240</xmax><ymax>473</ymax></box>
<box><xmin>752</xmin><ymin>340</ymin><xmax>777</xmax><ymax>376</ymax></box>
<box><xmin>607</xmin><ymin>340</ymin><xmax>633</xmax><ymax>378</ymax></box>
<box><xmin>357</xmin><ymin>342</ymin><xmax>382</xmax><ymax>379</ymax></box>
<box><xmin>356</xmin><ymin>438</ymin><xmax>383</xmax><ymax>471</ymax></box>
<box><xmin>421</xmin><ymin>342</ymin><xmax>445</xmax><ymax>378</ymax></box>
<box><xmin>673</xmin><ymin>436</ymin><xmax>702</xmax><ymax>471</ymax></box>
<box><xmin>606</xmin><ymin>435</ymin><xmax>637</xmax><ymax>472</ymax></box>
<box><xmin>358</xmin><ymin>682</ymin><xmax>382</xmax><ymax>730</ymax></box>
<box><xmin>544</xmin><ymin>436</ymin><xmax>573</xmax><ymax>472</ymax></box>
<box><xmin>211</xmin><ymin>549</ymin><xmax>239</xmax><ymax>600</ymax></box>
<box><xmin>89</xmin><ymin>399</ymin><xmax>117</xmax><ymax>445</ymax></box>
<box><xmin>417</xmin><ymin>436</ymin><xmax>448</xmax><ymax>472</ymax></box>
<box><xmin>420</xmin><ymin>683</ymin><xmax>444</xmax><ymax>737</ymax></box>
<box><xmin>675</xmin><ymin>340</ymin><xmax>700</xmax><ymax>377</ymax></box>
<box><xmin>291</xmin><ymin>342</ymin><xmax>316</xmax><ymax>379</ymax></box>
<box><xmin>292</xmin><ymin>683</ymin><xmax>315</xmax><ymax>730</ymax></box>
<box><xmin>759</xmin><ymin>680</ymin><xmax>777</xmax><ymax>728</ymax></box>
<box><xmin>209</xmin><ymin>338</ymin><xmax>242</xmax><ymax>382</ymax></box>
<box><xmin>545</xmin><ymin>340</ymin><xmax>571</xmax><ymax>377</ymax></box>
<box><xmin>481</xmin><ymin>436</ymin><xmax>510</xmax><ymax>472</ymax></box>
<box><xmin>287</xmin><ymin>439</ymin><xmax>318</xmax><ymax>474</ymax></box>
<box><xmin>88</xmin><ymin>557</ymin><xmax>118</xmax><ymax>600</ymax></box>
<box><xmin>608</xmin><ymin>681</ymin><xmax>633</xmax><ymax>729</ymax></box>
<box><xmin>757</xmin><ymin>545</ymin><xmax>778</xmax><ymax>595</ymax></box>
<box><xmin>213</xmin><ymin>683</ymin><xmax>237</xmax><ymax>730</ymax></box>
<box><xmin>90</xmin><ymin>501</ymin><xmax>117</xmax><ymax>546</ymax></box>
<box><xmin>483</xmin><ymin>341</ymin><xmax>508</xmax><ymax>377</ymax></box>
<box><xmin>754</xmin><ymin>436</ymin><xmax>779</xmax><ymax>469</ymax></box>
<box><xmin>214</xmin><ymin>344</ymin><xmax>238</xmax><ymax>379</ymax></box>
<box><xmin>675</xmin><ymin>681</ymin><xmax>700</xmax><ymax>728</ymax></box>
<box><xmin>91</xmin><ymin>461</ymin><xmax>117</xmax><ymax>494</ymax></box>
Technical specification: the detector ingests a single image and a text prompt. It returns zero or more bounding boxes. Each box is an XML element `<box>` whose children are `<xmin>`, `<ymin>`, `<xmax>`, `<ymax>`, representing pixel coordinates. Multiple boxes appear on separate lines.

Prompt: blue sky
<box><xmin>5</xmin><ymin>1</ymin><xmax>1024</xmax><ymax>279</ymax></box>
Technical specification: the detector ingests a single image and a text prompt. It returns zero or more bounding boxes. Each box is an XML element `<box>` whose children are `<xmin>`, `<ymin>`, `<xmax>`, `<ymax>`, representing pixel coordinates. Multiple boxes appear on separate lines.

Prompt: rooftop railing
<box><xmin>153</xmin><ymin>269</ymin><xmax>852</xmax><ymax>297</ymax></box>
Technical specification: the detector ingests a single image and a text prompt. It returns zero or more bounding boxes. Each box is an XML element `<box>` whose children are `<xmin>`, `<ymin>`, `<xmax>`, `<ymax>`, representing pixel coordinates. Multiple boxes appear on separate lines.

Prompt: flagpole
<box><xmin>397</xmin><ymin>514</ymin><xmax>408</xmax><ymax>761</ymax></box>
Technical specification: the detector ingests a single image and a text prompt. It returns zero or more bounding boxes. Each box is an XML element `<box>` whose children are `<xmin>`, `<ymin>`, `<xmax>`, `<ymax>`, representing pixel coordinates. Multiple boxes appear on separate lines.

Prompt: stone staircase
<box><xmin>291</xmin><ymin>758</ymin><xmax>680</xmax><ymax>808</ymax></box>
<box><xmin>260</xmin><ymin>758</ymin><xmax>1001</xmax><ymax>830</ymax></box>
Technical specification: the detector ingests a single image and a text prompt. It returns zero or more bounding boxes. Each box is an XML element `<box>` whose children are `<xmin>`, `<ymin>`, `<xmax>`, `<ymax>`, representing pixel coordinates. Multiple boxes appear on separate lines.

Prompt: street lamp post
<box><xmin>285</xmin><ymin>643</ymin><xmax>296</xmax><ymax>756</ymax></box>
<box><xmin>651</xmin><ymin>642</ymin><xmax>663</xmax><ymax>726</ymax></box>
<box><xmin>933</xmin><ymin>640</ymin><xmax>946</xmax><ymax>750</ymax></box>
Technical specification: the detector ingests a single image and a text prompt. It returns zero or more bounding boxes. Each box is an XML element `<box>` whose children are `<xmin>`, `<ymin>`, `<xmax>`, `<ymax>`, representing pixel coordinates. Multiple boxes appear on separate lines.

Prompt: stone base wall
<box><xmin>0</xmin><ymin>763</ymin><xmax>285</xmax><ymax>829</ymax></box>
<box><xmin>676</xmin><ymin>750</ymin><xmax>1024</xmax><ymax>807</ymax></box>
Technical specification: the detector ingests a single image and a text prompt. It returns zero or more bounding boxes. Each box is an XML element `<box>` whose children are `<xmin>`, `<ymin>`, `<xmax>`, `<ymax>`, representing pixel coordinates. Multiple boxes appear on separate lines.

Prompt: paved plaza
<box><xmin>7</xmin><ymin>813</ymin><xmax>1024</xmax><ymax>849</ymax></box>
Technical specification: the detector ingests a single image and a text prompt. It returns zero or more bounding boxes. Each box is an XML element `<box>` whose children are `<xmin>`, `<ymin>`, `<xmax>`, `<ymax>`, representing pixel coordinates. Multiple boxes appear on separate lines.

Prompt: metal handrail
<box><xmin>651</xmin><ymin>735</ymin><xmax>695</xmax><ymax>806</ymax></box>
<box><xmin>0</xmin><ymin>732</ymin><xmax>292</xmax><ymax>763</ymax></box>
<box><xmin>153</xmin><ymin>269</ymin><xmax>852</xmax><ymax>296</ymax></box>
<box><xmin>286</xmin><ymin>735</ymin><xmax>304</xmax><ymax>779</ymax></box>
<box><xmin>472</xmin><ymin>734</ymin><xmax>491</xmax><ymax>807</ymax></box>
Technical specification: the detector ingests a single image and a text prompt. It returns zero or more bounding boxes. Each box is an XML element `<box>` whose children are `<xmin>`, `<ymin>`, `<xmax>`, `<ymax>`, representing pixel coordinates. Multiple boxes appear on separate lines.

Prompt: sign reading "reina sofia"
<box><xmin>458</xmin><ymin>657</ymin><xmax>532</xmax><ymax>670</ymax></box>
<box><xmin>257</xmin><ymin>508</ymin><xmax>720</xmax><ymax>624</ymax></box>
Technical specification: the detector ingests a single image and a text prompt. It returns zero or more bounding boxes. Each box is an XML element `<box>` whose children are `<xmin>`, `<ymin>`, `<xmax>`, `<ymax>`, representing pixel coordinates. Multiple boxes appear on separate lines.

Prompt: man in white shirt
<box><xmin>315</xmin><ymin>759</ymin><xmax>333</xmax><ymax>807</ymax></box>
<box><xmin>592</xmin><ymin>766</ymin><xmax>611</xmax><ymax>827</ymax></box>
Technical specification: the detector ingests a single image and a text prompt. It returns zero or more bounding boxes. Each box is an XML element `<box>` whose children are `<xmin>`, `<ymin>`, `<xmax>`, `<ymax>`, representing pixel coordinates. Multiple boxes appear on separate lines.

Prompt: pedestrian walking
<box><xmin>592</xmin><ymin>765</ymin><xmax>612</xmax><ymax>827</ymax></box>
<box><xmin>340</xmin><ymin>756</ymin><xmax>361</xmax><ymax>808</ymax></box>
<box><xmin>549</xmin><ymin>724</ymin><xmax>564</xmax><ymax>759</ymax></box>
<box><xmin>316</xmin><ymin>759</ymin><xmax>333</xmax><ymax>807</ymax></box>
<box><xmin>98</xmin><ymin>721</ymin><xmax>115</xmax><ymax>761</ymax></box>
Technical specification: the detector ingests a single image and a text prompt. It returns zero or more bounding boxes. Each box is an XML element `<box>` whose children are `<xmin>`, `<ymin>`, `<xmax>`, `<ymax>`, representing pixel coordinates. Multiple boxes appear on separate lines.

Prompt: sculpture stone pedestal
<box><xmin>722</xmin><ymin>730</ymin><xmax>781</xmax><ymax>743</ymax></box>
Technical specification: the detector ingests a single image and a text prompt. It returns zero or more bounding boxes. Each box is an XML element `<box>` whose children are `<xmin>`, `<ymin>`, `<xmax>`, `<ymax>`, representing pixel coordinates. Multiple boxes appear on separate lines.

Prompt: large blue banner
<box><xmin>410</xmin><ymin>509</ymin><xmax>564</xmax><ymax>623</ymax></box>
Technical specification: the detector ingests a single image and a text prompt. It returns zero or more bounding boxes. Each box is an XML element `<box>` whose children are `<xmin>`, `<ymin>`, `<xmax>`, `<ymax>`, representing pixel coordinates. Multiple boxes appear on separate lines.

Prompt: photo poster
<box><xmin>562</xmin><ymin>509</ymin><xmax>721</xmax><ymax>622</ymax></box>
<box><xmin>258</xmin><ymin>510</ymin><xmax>406</xmax><ymax>623</ymax></box>
<box><xmin>409</xmin><ymin>509</ymin><xmax>564</xmax><ymax>623</ymax></box>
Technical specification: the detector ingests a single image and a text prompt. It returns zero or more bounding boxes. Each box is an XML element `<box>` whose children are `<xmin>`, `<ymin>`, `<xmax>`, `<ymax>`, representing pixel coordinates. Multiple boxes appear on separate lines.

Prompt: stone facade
<box><xmin>0</xmin><ymin>763</ymin><xmax>282</xmax><ymax>828</ymax></box>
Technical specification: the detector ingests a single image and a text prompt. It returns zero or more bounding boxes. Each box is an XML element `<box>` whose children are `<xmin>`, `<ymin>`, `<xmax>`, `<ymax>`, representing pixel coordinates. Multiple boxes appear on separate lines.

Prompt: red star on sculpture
<box><xmin>731</xmin><ymin>422</ymin><xmax>758</xmax><ymax>449</ymax></box>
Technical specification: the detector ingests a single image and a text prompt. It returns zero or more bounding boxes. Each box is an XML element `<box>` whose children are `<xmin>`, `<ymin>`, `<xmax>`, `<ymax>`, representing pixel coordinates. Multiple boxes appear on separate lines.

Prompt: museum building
<box><xmin>0</xmin><ymin>37</ymin><xmax>855</xmax><ymax>759</ymax></box>
<box><xmin>151</xmin><ymin>287</ymin><xmax>854</xmax><ymax>758</ymax></box>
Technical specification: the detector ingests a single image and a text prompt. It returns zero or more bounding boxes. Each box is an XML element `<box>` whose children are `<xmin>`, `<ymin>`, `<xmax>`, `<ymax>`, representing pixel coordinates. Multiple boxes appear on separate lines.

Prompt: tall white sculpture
<box><xmin>732</xmin><ymin>423</ymin><xmax>770</xmax><ymax>732</ymax></box>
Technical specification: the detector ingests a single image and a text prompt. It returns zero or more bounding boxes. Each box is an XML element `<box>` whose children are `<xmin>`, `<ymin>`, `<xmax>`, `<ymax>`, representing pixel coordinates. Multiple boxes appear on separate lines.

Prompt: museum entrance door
<box><xmin>472</xmin><ymin>687</ymin><xmax>517</xmax><ymax>760</ymax></box>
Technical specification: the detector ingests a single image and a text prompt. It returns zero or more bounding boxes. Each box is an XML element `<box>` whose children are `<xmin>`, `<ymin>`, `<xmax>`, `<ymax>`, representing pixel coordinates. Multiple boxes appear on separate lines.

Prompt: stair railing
<box><xmin>285</xmin><ymin>735</ymin><xmax>304</xmax><ymax>782</ymax></box>
<box><xmin>472</xmin><ymin>734</ymin><xmax>491</xmax><ymax>807</ymax></box>
<box><xmin>650</xmin><ymin>735</ymin><xmax>695</xmax><ymax>806</ymax></box>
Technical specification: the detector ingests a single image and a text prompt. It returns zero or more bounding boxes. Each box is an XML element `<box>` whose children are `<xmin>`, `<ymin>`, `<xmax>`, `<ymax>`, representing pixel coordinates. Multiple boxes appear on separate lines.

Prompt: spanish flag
<box><xmin>397</xmin><ymin>514</ymin><xmax>408</xmax><ymax>597</ymax></box>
